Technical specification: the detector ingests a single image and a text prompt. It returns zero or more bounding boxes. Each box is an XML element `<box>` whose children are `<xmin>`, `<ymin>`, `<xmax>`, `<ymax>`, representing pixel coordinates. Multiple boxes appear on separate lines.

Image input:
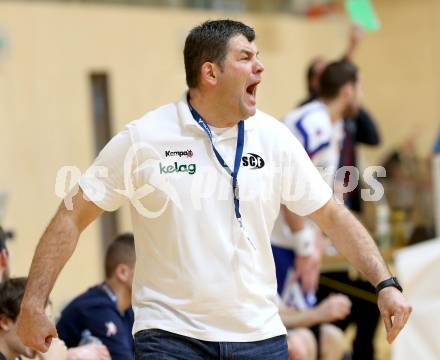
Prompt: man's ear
<box><xmin>200</xmin><ymin>62</ymin><xmax>218</xmax><ymax>86</ymax></box>
<box><xmin>115</xmin><ymin>264</ymin><xmax>131</xmax><ymax>283</ymax></box>
<box><xmin>0</xmin><ymin>315</ymin><xmax>12</xmax><ymax>331</ymax></box>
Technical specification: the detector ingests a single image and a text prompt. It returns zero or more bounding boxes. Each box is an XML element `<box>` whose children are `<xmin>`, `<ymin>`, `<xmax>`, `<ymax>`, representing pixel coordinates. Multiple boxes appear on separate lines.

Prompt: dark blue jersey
<box><xmin>57</xmin><ymin>283</ymin><xmax>134</xmax><ymax>360</ymax></box>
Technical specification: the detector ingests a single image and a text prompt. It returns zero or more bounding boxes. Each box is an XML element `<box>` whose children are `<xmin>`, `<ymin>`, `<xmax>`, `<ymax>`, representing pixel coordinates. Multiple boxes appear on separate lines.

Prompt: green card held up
<box><xmin>345</xmin><ymin>0</ymin><xmax>381</xmax><ymax>32</ymax></box>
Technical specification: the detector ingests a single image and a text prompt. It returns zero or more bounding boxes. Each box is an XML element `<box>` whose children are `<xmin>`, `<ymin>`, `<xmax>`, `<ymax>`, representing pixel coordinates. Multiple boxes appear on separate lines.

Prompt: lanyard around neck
<box><xmin>187</xmin><ymin>100</ymin><xmax>245</xmax><ymax>221</ymax></box>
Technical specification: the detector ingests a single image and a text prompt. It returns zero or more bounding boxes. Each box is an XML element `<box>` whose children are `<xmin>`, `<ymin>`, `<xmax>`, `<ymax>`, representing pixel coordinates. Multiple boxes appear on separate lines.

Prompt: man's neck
<box><xmin>105</xmin><ymin>279</ymin><xmax>131</xmax><ymax>313</ymax></box>
<box><xmin>188</xmin><ymin>89</ymin><xmax>239</xmax><ymax>128</ymax></box>
<box><xmin>321</xmin><ymin>98</ymin><xmax>343</xmax><ymax>123</ymax></box>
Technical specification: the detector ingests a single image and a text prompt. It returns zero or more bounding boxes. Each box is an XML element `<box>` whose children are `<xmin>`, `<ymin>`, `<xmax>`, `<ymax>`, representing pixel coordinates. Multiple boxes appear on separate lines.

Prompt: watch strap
<box><xmin>376</xmin><ymin>277</ymin><xmax>403</xmax><ymax>293</ymax></box>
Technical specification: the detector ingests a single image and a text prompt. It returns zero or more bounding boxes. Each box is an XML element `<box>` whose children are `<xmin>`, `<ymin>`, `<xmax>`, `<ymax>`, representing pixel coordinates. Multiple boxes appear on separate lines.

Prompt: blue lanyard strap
<box><xmin>187</xmin><ymin>100</ymin><xmax>245</xmax><ymax>220</ymax></box>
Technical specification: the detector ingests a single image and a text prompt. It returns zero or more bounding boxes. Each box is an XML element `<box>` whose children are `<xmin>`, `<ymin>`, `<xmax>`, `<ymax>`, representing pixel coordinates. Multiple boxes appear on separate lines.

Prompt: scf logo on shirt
<box><xmin>242</xmin><ymin>153</ymin><xmax>265</xmax><ymax>169</ymax></box>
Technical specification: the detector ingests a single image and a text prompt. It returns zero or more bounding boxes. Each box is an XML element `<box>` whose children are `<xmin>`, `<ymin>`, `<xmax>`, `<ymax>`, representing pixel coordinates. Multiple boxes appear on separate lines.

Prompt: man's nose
<box><xmin>254</xmin><ymin>58</ymin><xmax>265</xmax><ymax>74</ymax></box>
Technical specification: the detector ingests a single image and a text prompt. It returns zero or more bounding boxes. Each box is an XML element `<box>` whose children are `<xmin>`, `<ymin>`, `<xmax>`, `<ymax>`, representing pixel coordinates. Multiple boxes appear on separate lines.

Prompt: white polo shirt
<box><xmin>271</xmin><ymin>100</ymin><xmax>343</xmax><ymax>251</ymax></box>
<box><xmin>79</xmin><ymin>94</ymin><xmax>332</xmax><ymax>342</ymax></box>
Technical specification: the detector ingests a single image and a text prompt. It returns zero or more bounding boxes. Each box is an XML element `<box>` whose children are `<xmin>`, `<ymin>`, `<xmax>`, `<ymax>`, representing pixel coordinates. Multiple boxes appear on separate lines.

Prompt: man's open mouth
<box><xmin>245</xmin><ymin>80</ymin><xmax>260</xmax><ymax>102</ymax></box>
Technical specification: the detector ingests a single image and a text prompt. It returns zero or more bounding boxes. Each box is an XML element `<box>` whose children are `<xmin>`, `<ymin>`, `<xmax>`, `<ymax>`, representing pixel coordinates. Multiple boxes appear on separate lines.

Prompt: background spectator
<box><xmin>57</xmin><ymin>233</ymin><xmax>135</xmax><ymax>360</ymax></box>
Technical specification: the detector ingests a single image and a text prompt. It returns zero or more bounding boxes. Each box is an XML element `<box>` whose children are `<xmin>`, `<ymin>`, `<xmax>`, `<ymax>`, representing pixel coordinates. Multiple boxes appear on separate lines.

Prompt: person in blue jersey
<box><xmin>300</xmin><ymin>28</ymin><xmax>382</xmax><ymax>360</ymax></box>
<box><xmin>301</xmin><ymin>25</ymin><xmax>381</xmax><ymax>214</ymax></box>
<box><xmin>275</xmin><ymin>59</ymin><xmax>361</xmax><ymax>292</ymax></box>
<box><xmin>57</xmin><ymin>233</ymin><xmax>135</xmax><ymax>360</ymax></box>
<box><xmin>273</xmin><ymin>60</ymin><xmax>361</xmax><ymax>360</ymax></box>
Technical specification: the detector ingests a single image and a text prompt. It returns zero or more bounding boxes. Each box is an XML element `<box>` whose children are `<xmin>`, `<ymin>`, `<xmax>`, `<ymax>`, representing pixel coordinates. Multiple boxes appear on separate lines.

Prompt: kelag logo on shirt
<box><xmin>242</xmin><ymin>153</ymin><xmax>265</xmax><ymax>169</ymax></box>
<box><xmin>159</xmin><ymin>162</ymin><xmax>197</xmax><ymax>175</ymax></box>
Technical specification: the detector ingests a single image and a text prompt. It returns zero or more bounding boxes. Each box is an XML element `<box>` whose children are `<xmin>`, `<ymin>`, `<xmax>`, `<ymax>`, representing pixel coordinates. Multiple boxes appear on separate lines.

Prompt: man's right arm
<box><xmin>18</xmin><ymin>188</ymin><xmax>103</xmax><ymax>353</ymax></box>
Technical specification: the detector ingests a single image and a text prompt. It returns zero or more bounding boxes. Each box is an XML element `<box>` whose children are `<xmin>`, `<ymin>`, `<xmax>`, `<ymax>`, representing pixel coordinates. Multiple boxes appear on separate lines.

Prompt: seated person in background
<box><xmin>0</xmin><ymin>278</ymin><xmax>109</xmax><ymax>360</ymax></box>
<box><xmin>57</xmin><ymin>233</ymin><xmax>135</xmax><ymax>360</ymax></box>
<box><xmin>280</xmin><ymin>294</ymin><xmax>351</xmax><ymax>360</ymax></box>
<box><xmin>273</xmin><ymin>236</ymin><xmax>351</xmax><ymax>360</ymax></box>
<box><xmin>0</xmin><ymin>277</ymin><xmax>37</xmax><ymax>360</ymax></box>
<box><xmin>0</xmin><ymin>227</ymin><xmax>11</xmax><ymax>283</ymax></box>
<box><xmin>0</xmin><ymin>233</ymin><xmax>109</xmax><ymax>360</ymax></box>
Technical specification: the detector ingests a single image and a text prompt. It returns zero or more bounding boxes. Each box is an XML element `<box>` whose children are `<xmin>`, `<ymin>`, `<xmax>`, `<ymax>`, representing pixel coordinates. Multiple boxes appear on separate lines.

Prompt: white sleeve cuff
<box><xmin>292</xmin><ymin>224</ymin><xmax>316</xmax><ymax>256</ymax></box>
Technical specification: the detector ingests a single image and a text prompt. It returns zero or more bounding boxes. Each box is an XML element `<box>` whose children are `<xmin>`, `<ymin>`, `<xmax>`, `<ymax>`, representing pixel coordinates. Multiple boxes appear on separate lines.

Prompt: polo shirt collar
<box><xmin>176</xmin><ymin>92</ymin><xmax>257</xmax><ymax>137</ymax></box>
<box><xmin>101</xmin><ymin>282</ymin><xmax>117</xmax><ymax>303</ymax></box>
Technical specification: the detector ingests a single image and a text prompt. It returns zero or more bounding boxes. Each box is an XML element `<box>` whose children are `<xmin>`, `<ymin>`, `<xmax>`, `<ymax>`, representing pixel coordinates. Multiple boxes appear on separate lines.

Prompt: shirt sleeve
<box><xmin>279</xmin><ymin>124</ymin><xmax>333</xmax><ymax>217</ymax></box>
<box><xmin>79</xmin><ymin>128</ymin><xmax>133</xmax><ymax>212</ymax></box>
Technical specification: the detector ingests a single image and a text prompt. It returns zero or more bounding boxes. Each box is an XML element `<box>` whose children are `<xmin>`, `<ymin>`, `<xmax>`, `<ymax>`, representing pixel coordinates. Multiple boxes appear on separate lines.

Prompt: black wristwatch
<box><xmin>376</xmin><ymin>277</ymin><xmax>403</xmax><ymax>293</ymax></box>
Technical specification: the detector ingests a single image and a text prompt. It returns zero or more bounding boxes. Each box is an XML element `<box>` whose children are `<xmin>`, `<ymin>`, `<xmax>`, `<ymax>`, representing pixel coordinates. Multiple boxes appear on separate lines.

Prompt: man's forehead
<box><xmin>228</xmin><ymin>34</ymin><xmax>259</xmax><ymax>54</ymax></box>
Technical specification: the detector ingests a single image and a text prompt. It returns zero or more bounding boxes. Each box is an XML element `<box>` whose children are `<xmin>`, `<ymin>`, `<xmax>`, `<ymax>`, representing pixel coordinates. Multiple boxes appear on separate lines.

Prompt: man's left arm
<box><xmin>309</xmin><ymin>197</ymin><xmax>412</xmax><ymax>343</ymax></box>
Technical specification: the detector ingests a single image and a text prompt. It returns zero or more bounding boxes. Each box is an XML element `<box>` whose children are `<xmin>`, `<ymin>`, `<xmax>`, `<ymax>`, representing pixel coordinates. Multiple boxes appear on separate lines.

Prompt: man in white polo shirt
<box><xmin>18</xmin><ymin>20</ymin><xmax>411</xmax><ymax>359</ymax></box>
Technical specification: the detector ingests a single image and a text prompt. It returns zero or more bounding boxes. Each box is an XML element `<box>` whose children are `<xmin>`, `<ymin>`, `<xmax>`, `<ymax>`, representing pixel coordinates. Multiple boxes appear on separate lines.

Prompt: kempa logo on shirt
<box><xmin>242</xmin><ymin>153</ymin><xmax>265</xmax><ymax>169</ymax></box>
<box><xmin>165</xmin><ymin>149</ymin><xmax>193</xmax><ymax>158</ymax></box>
<box><xmin>159</xmin><ymin>162</ymin><xmax>197</xmax><ymax>175</ymax></box>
